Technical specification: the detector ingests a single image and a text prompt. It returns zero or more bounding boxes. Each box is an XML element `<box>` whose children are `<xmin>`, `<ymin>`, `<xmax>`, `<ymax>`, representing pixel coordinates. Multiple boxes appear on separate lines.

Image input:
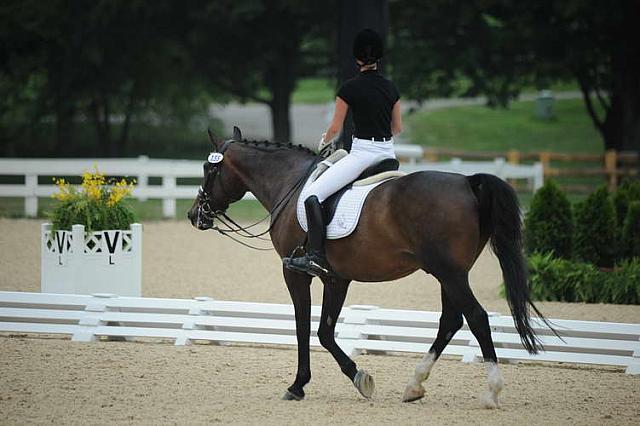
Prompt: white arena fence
<box><xmin>0</xmin><ymin>146</ymin><xmax>543</xmax><ymax>218</ymax></box>
<box><xmin>0</xmin><ymin>291</ymin><xmax>638</xmax><ymax>374</ymax></box>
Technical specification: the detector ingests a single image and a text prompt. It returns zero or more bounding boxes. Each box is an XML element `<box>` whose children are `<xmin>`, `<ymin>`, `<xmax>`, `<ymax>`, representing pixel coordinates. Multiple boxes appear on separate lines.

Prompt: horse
<box><xmin>188</xmin><ymin>127</ymin><xmax>550</xmax><ymax>408</ymax></box>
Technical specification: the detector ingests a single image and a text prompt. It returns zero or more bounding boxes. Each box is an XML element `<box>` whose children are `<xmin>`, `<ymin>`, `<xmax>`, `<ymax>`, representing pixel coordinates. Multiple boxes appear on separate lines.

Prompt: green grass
<box><xmin>290</xmin><ymin>78</ymin><xmax>578</xmax><ymax>105</ymax></box>
<box><xmin>407</xmin><ymin>98</ymin><xmax>602</xmax><ymax>154</ymax></box>
<box><xmin>292</xmin><ymin>78</ymin><xmax>336</xmax><ymax>104</ymax></box>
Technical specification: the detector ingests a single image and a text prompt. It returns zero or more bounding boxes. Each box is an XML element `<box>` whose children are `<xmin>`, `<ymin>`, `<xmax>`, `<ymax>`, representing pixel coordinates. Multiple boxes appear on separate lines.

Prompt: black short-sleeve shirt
<box><xmin>337</xmin><ymin>70</ymin><xmax>400</xmax><ymax>140</ymax></box>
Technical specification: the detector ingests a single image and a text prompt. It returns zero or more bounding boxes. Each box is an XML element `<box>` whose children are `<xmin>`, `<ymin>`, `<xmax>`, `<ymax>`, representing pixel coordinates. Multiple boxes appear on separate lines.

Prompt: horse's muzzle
<box><xmin>187</xmin><ymin>206</ymin><xmax>214</xmax><ymax>230</ymax></box>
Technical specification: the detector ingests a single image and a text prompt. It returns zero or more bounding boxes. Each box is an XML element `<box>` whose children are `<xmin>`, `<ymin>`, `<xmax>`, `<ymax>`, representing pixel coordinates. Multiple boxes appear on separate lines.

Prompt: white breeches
<box><xmin>303</xmin><ymin>138</ymin><xmax>396</xmax><ymax>203</ymax></box>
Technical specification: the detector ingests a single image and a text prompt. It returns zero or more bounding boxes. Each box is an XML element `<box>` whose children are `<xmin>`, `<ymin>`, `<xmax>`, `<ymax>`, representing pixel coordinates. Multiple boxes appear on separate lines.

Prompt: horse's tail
<box><xmin>467</xmin><ymin>173</ymin><xmax>554</xmax><ymax>354</ymax></box>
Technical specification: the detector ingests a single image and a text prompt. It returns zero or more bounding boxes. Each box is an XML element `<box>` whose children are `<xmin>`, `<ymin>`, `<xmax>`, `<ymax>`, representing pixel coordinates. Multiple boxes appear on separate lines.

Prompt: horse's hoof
<box><xmin>282</xmin><ymin>390</ymin><xmax>304</xmax><ymax>401</ymax></box>
<box><xmin>402</xmin><ymin>384</ymin><xmax>425</xmax><ymax>403</ymax></box>
<box><xmin>353</xmin><ymin>369</ymin><xmax>375</xmax><ymax>399</ymax></box>
<box><xmin>481</xmin><ymin>391</ymin><xmax>500</xmax><ymax>409</ymax></box>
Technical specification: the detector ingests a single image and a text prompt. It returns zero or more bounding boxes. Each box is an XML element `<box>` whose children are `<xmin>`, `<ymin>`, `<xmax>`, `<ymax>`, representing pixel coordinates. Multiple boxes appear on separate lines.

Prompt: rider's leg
<box><xmin>284</xmin><ymin>140</ymin><xmax>395</xmax><ymax>276</ymax></box>
<box><xmin>285</xmin><ymin>195</ymin><xmax>330</xmax><ymax>276</ymax></box>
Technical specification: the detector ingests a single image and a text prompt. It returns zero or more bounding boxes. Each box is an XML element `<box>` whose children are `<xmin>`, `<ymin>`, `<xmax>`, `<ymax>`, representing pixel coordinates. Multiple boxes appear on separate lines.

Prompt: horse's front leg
<box><xmin>318</xmin><ymin>277</ymin><xmax>375</xmax><ymax>398</ymax></box>
<box><xmin>282</xmin><ymin>267</ymin><xmax>313</xmax><ymax>401</ymax></box>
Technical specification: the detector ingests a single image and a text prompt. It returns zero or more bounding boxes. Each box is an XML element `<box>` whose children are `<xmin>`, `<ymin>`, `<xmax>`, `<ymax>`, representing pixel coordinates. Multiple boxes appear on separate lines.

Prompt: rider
<box><xmin>284</xmin><ymin>28</ymin><xmax>403</xmax><ymax>277</ymax></box>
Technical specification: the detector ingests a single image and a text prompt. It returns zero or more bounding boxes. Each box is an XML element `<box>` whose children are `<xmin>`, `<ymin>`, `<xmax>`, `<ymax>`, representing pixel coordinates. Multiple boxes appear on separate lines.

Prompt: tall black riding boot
<box><xmin>284</xmin><ymin>195</ymin><xmax>331</xmax><ymax>277</ymax></box>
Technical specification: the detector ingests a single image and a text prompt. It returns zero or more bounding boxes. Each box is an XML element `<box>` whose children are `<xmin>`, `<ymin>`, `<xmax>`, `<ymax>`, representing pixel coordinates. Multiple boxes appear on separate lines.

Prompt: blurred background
<box><xmin>1</xmin><ymin>0</ymin><xmax>639</xmax><ymax>218</ymax></box>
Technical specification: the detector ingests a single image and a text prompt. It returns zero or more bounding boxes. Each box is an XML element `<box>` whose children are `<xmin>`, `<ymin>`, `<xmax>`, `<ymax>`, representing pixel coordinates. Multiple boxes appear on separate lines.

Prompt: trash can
<box><xmin>536</xmin><ymin>90</ymin><xmax>555</xmax><ymax>120</ymax></box>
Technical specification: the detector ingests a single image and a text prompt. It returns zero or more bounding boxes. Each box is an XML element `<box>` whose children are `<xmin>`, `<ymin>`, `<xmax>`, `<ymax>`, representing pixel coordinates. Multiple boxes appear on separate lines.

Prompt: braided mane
<box><xmin>235</xmin><ymin>138</ymin><xmax>317</xmax><ymax>157</ymax></box>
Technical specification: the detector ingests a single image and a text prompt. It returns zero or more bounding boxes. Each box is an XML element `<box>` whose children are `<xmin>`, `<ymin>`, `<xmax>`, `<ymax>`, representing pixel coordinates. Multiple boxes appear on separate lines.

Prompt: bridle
<box><xmin>195</xmin><ymin>139</ymin><xmax>327</xmax><ymax>251</ymax></box>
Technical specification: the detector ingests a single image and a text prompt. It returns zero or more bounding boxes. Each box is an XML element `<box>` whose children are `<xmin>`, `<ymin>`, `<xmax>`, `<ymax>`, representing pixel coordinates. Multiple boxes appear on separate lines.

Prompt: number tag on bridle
<box><xmin>208</xmin><ymin>152</ymin><xmax>224</xmax><ymax>164</ymax></box>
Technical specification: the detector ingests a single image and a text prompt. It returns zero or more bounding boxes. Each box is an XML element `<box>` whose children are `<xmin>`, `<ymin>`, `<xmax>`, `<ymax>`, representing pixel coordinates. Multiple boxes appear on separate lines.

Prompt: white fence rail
<box><xmin>1</xmin><ymin>291</ymin><xmax>638</xmax><ymax>374</ymax></box>
<box><xmin>0</xmin><ymin>147</ymin><xmax>543</xmax><ymax>218</ymax></box>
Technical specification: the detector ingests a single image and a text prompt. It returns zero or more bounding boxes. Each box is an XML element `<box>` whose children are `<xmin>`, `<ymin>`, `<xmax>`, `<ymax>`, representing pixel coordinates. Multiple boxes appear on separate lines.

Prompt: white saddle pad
<box><xmin>296</xmin><ymin>172</ymin><xmax>397</xmax><ymax>240</ymax></box>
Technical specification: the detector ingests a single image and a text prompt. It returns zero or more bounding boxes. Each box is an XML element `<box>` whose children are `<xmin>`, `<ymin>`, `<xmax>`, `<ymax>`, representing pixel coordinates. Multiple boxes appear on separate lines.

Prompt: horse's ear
<box><xmin>233</xmin><ymin>126</ymin><xmax>242</xmax><ymax>141</ymax></box>
<box><xmin>207</xmin><ymin>128</ymin><xmax>220</xmax><ymax>152</ymax></box>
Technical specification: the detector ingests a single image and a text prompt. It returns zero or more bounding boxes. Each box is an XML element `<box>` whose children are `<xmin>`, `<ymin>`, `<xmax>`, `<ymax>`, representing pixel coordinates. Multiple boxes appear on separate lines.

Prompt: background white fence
<box><xmin>0</xmin><ymin>291</ymin><xmax>638</xmax><ymax>374</ymax></box>
<box><xmin>0</xmin><ymin>145</ymin><xmax>543</xmax><ymax>218</ymax></box>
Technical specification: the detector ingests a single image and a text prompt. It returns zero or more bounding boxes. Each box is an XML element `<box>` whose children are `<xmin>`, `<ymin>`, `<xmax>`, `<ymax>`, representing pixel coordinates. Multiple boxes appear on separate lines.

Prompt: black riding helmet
<box><xmin>353</xmin><ymin>29</ymin><xmax>383</xmax><ymax>65</ymax></box>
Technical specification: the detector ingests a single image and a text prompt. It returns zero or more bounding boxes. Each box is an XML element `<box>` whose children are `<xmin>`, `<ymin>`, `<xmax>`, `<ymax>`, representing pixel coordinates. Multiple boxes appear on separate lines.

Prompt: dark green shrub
<box><xmin>573</xmin><ymin>186</ymin><xmax>617</xmax><ymax>267</ymax></box>
<box><xmin>612</xmin><ymin>180</ymin><xmax>640</xmax><ymax>226</ymax></box>
<box><xmin>603</xmin><ymin>259</ymin><xmax>640</xmax><ymax>305</ymax></box>
<box><xmin>524</xmin><ymin>253</ymin><xmax>640</xmax><ymax>304</ymax></box>
<box><xmin>524</xmin><ymin>180</ymin><xmax>573</xmax><ymax>258</ymax></box>
<box><xmin>621</xmin><ymin>201</ymin><xmax>640</xmax><ymax>259</ymax></box>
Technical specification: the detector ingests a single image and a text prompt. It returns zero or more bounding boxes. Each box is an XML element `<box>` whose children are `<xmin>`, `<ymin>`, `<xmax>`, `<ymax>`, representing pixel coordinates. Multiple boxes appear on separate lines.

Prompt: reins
<box><xmin>200</xmin><ymin>142</ymin><xmax>330</xmax><ymax>251</ymax></box>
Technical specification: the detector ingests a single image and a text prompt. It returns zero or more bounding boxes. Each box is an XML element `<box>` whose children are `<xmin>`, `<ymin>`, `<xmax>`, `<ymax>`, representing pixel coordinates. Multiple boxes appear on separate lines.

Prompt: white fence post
<box><xmin>337</xmin><ymin>305</ymin><xmax>378</xmax><ymax>357</ymax></box>
<box><xmin>162</xmin><ymin>175</ymin><xmax>177</xmax><ymax>218</ymax></box>
<box><xmin>137</xmin><ymin>156</ymin><xmax>149</xmax><ymax>202</ymax></box>
<box><xmin>533</xmin><ymin>162</ymin><xmax>544</xmax><ymax>191</ymax></box>
<box><xmin>25</xmin><ymin>174</ymin><xmax>38</xmax><ymax>217</ymax></box>
<box><xmin>493</xmin><ymin>157</ymin><xmax>506</xmax><ymax>180</ymax></box>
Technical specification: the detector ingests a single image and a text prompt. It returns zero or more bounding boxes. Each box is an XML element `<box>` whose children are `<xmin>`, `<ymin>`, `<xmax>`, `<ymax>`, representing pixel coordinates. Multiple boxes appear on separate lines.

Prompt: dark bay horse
<box><xmin>188</xmin><ymin>127</ymin><xmax>548</xmax><ymax>408</ymax></box>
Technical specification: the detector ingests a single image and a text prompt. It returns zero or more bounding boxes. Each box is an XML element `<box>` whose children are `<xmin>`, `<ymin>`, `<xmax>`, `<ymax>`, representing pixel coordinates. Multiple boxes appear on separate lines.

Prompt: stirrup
<box><xmin>283</xmin><ymin>254</ymin><xmax>330</xmax><ymax>277</ymax></box>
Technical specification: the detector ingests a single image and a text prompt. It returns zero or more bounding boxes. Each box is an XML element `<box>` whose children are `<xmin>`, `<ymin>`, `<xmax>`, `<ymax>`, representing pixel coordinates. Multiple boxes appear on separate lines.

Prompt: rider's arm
<box><xmin>323</xmin><ymin>97</ymin><xmax>349</xmax><ymax>143</ymax></box>
<box><xmin>391</xmin><ymin>100</ymin><xmax>403</xmax><ymax>136</ymax></box>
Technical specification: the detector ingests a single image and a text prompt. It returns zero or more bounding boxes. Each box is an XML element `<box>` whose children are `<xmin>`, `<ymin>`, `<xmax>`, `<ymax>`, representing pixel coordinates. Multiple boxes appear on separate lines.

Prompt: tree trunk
<box><xmin>54</xmin><ymin>99</ymin><xmax>74</xmax><ymax>156</ymax></box>
<box><xmin>90</xmin><ymin>94</ymin><xmax>114</xmax><ymax>157</ymax></box>
<box><xmin>118</xmin><ymin>82</ymin><xmax>138</xmax><ymax>156</ymax></box>
<box><xmin>269</xmin><ymin>90</ymin><xmax>291</xmax><ymax>143</ymax></box>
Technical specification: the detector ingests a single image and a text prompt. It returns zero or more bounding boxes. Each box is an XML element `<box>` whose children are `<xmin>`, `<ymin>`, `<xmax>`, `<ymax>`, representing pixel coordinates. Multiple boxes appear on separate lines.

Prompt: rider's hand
<box><xmin>318</xmin><ymin>133</ymin><xmax>329</xmax><ymax>151</ymax></box>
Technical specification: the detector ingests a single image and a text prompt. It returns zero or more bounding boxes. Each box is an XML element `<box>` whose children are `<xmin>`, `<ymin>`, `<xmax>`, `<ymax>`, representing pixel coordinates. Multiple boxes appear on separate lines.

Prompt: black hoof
<box><xmin>282</xmin><ymin>390</ymin><xmax>304</xmax><ymax>401</ymax></box>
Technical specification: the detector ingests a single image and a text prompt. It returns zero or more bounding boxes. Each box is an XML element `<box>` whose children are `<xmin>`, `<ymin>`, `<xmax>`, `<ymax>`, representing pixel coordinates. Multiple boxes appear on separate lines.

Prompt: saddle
<box><xmin>312</xmin><ymin>149</ymin><xmax>402</xmax><ymax>224</ymax></box>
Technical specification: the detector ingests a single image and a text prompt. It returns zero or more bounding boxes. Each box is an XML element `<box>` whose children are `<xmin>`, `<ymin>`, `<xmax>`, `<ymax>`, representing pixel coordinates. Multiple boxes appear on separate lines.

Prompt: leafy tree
<box><xmin>524</xmin><ymin>180</ymin><xmax>573</xmax><ymax>259</ymax></box>
<box><xmin>389</xmin><ymin>0</ymin><xmax>640</xmax><ymax>152</ymax></box>
<box><xmin>0</xmin><ymin>0</ymin><xmax>205</xmax><ymax>157</ymax></box>
<box><xmin>185</xmin><ymin>0</ymin><xmax>335</xmax><ymax>143</ymax></box>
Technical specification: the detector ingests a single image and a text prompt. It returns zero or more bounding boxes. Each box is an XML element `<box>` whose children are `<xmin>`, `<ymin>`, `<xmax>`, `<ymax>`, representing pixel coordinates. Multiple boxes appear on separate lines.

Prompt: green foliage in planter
<box><xmin>524</xmin><ymin>180</ymin><xmax>573</xmax><ymax>259</ymax></box>
<box><xmin>621</xmin><ymin>201</ymin><xmax>640</xmax><ymax>259</ymax></box>
<box><xmin>573</xmin><ymin>186</ymin><xmax>617</xmax><ymax>267</ymax></box>
<box><xmin>48</xmin><ymin>170</ymin><xmax>136</xmax><ymax>232</ymax></box>
<box><xmin>523</xmin><ymin>253</ymin><xmax>640</xmax><ymax>305</ymax></box>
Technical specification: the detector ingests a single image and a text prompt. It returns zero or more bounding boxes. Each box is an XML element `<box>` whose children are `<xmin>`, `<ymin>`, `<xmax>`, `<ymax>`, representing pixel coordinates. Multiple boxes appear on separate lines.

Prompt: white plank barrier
<box><xmin>0</xmin><ymin>149</ymin><xmax>543</xmax><ymax>218</ymax></box>
<box><xmin>1</xmin><ymin>291</ymin><xmax>638</xmax><ymax>374</ymax></box>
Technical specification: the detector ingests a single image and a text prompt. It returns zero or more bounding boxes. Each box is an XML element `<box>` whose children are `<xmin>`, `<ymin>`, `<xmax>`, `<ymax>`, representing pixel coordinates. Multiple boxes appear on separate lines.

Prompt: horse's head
<box><xmin>188</xmin><ymin>126</ymin><xmax>249</xmax><ymax>230</ymax></box>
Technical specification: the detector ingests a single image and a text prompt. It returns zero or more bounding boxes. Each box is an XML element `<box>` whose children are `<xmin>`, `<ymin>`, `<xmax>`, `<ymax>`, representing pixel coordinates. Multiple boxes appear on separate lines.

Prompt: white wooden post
<box><xmin>137</xmin><ymin>155</ymin><xmax>149</xmax><ymax>202</ymax></box>
<box><xmin>176</xmin><ymin>296</ymin><xmax>216</xmax><ymax>346</ymax></box>
<box><xmin>493</xmin><ymin>157</ymin><xmax>506</xmax><ymax>180</ymax></box>
<box><xmin>451</xmin><ymin>158</ymin><xmax>462</xmax><ymax>172</ymax></box>
<box><xmin>71</xmin><ymin>293</ymin><xmax>117</xmax><ymax>342</ymax></box>
<box><xmin>162</xmin><ymin>175</ymin><xmax>176</xmax><ymax>218</ymax></box>
<box><xmin>25</xmin><ymin>174</ymin><xmax>38</xmax><ymax>217</ymax></box>
<box><xmin>533</xmin><ymin>162</ymin><xmax>544</xmax><ymax>191</ymax></box>
<box><xmin>337</xmin><ymin>305</ymin><xmax>378</xmax><ymax>357</ymax></box>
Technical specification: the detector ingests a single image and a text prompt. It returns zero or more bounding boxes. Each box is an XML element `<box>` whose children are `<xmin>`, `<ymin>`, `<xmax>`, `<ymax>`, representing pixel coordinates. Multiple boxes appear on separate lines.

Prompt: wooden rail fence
<box><xmin>416</xmin><ymin>148</ymin><xmax>639</xmax><ymax>192</ymax></box>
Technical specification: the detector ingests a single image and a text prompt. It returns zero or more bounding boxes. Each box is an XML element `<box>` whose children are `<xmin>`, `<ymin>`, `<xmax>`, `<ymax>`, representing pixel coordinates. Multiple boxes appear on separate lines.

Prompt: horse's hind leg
<box><xmin>317</xmin><ymin>277</ymin><xmax>374</xmax><ymax>398</ymax></box>
<box><xmin>441</xmin><ymin>270</ymin><xmax>504</xmax><ymax>408</ymax></box>
<box><xmin>402</xmin><ymin>288</ymin><xmax>463</xmax><ymax>402</ymax></box>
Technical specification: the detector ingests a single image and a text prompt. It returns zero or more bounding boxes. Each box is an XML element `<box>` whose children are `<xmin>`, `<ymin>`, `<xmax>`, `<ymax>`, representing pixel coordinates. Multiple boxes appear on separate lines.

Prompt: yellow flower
<box><xmin>106</xmin><ymin>178</ymin><xmax>134</xmax><ymax>207</ymax></box>
<box><xmin>52</xmin><ymin>178</ymin><xmax>74</xmax><ymax>201</ymax></box>
<box><xmin>81</xmin><ymin>167</ymin><xmax>106</xmax><ymax>201</ymax></box>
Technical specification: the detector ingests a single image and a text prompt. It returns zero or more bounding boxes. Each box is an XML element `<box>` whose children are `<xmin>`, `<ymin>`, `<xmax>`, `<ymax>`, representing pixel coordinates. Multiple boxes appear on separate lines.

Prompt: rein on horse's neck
<box><xmin>229</xmin><ymin>142</ymin><xmax>318</xmax><ymax>212</ymax></box>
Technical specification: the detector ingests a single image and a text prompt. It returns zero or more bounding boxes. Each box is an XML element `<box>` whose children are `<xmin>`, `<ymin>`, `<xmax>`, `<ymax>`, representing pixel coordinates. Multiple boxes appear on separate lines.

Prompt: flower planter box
<box><xmin>41</xmin><ymin>223</ymin><xmax>142</xmax><ymax>296</ymax></box>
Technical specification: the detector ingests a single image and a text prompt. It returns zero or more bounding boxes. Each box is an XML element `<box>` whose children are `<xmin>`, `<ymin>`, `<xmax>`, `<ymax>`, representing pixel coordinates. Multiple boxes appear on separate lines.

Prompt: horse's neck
<box><xmin>233</xmin><ymin>147</ymin><xmax>316</xmax><ymax>211</ymax></box>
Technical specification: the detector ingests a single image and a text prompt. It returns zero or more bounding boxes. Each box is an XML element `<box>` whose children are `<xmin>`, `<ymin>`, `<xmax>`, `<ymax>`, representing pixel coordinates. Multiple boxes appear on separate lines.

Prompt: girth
<box><xmin>322</xmin><ymin>158</ymin><xmax>400</xmax><ymax>224</ymax></box>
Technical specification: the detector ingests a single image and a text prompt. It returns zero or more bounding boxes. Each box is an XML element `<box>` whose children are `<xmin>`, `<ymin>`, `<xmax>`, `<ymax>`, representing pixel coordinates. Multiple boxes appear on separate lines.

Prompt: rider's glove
<box><xmin>318</xmin><ymin>133</ymin><xmax>329</xmax><ymax>151</ymax></box>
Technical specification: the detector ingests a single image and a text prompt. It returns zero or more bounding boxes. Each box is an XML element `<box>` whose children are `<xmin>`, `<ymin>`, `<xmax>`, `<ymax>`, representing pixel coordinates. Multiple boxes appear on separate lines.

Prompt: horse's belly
<box><xmin>329</xmin><ymin>246</ymin><xmax>420</xmax><ymax>282</ymax></box>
